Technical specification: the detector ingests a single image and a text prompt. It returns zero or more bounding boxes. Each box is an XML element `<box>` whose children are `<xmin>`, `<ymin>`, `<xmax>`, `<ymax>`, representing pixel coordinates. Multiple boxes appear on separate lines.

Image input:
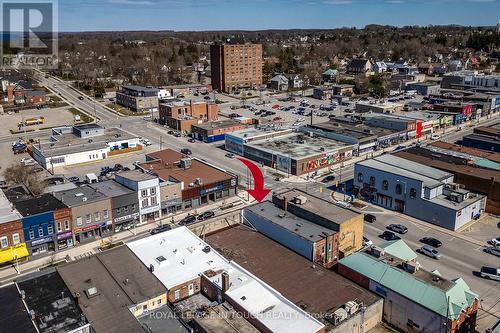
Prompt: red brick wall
<box><xmin>0</xmin><ymin>219</ymin><xmax>24</xmax><ymax>246</ymax></box>
<box><xmin>167</xmin><ymin>277</ymin><xmax>200</xmax><ymax>303</ymax></box>
<box><xmin>337</xmin><ymin>264</ymin><xmax>370</xmax><ymax>289</ymax></box>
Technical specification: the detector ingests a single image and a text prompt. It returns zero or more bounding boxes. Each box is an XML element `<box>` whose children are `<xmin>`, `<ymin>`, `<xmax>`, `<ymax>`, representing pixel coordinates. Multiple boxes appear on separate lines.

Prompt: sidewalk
<box><xmin>0</xmin><ymin>195</ymin><xmax>248</xmax><ymax>284</ymax></box>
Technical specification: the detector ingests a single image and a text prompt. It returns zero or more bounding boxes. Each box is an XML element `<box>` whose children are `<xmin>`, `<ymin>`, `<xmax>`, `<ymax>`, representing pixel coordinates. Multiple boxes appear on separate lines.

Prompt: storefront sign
<box><xmin>81</xmin><ymin>224</ymin><xmax>98</xmax><ymax>232</ymax></box>
<box><xmin>99</xmin><ymin>220</ymin><xmax>112</xmax><ymax>228</ymax></box>
<box><xmin>31</xmin><ymin>236</ymin><xmax>53</xmax><ymax>247</ymax></box>
<box><xmin>200</xmin><ymin>185</ymin><xmax>224</xmax><ymax>196</ymax></box>
<box><xmin>141</xmin><ymin>204</ymin><xmax>160</xmax><ymax>215</ymax></box>
<box><xmin>115</xmin><ymin>212</ymin><xmax>140</xmax><ymax>223</ymax></box>
<box><xmin>57</xmin><ymin>231</ymin><xmax>72</xmax><ymax>240</ymax></box>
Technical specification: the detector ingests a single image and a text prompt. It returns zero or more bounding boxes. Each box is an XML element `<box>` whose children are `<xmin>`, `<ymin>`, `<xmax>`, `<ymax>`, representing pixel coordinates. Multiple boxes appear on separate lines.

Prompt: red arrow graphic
<box><xmin>237</xmin><ymin>158</ymin><xmax>271</xmax><ymax>202</ymax></box>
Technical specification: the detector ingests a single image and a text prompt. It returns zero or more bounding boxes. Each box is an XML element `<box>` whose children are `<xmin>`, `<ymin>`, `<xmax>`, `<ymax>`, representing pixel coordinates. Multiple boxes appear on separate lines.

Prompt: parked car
<box><xmin>225</xmin><ymin>153</ymin><xmax>235</xmax><ymax>159</ymax></box>
<box><xmin>431</xmin><ymin>134</ymin><xmax>441</xmax><ymax>140</ymax></box>
<box><xmin>188</xmin><ymin>138</ymin><xmax>196</xmax><ymax>143</ymax></box>
<box><xmin>484</xmin><ymin>247</ymin><xmax>500</xmax><ymax>257</ymax></box>
<box><xmin>418</xmin><ymin>245</ymin><xmax>442</xmax><ymax>259</ymax></box>
<box><xmin>197</xmin><ymin>211</ymin><xmax>215</xmax><ymax>221</ymax></box>
<box><xmin>362</xmin><ymin>236</ymin><xmax>373</xmax><ymax>247</ymax></box>
<box><xmin>21</xmin><ymin>158</ymin><xmax>36</xmax><ymax>166</ymax></box>
<box><xmin>150</xmin><ymin>224</ymin><xmax>172</xmax><ymax>235</ymax></box>
<box><xmin>480</xmin><ymin>266</ymin><xmax>500</xmax><ymax>281</ymax></box>
<box><xmin>321</xmin><ymin>175</ymin><xmax>335</xmax><ymax>183</ymax></box>
<box><xmin>167</xmin><ymin>130</ymin><xmax>174</xmax><ymax>135</ymax></box>
<box><xmin>204</xmin><ymin>96</ymin><xmax>211</xmax><ymax>100</ymax></box>
<box><xmin>113</xmin><ymin>164</ymin><xmax>124</xmax><ymax>171</ymax></box>
<box><xmin>174</xmin><ymin>132</ymin><xmax>181</xmax><ymax>137</ymax></box>
<box><xmin>141</xmin><ymin>139</ymin><xmax>152</xmax><ymax>146</ymax></box>
<box><xmin>181</xmin><ymin>148</ymin><xmax>192</xmax><ymax>155</ymax></box>
<box><xmin>420</xmin><ymin>237</ymin><xmax>442</xmax><ymax>248</ymax></box>
<box><xmin>387</xmin><ymin>224</ymin><xmax>408</xmax><ymax>234</ymax></box>
<box><xmin>489</xmin><ymin>237</ymin><xmax>500</xmax><ymax>247</ymax></box>
<box><xmin>68</xmin><ymin>176</ymin><xmax>80</xmax><ymax>183</ymax></box>
<box><xmin>0</xmin><ymin>180</ymin><xmax>8</xmax><ymax>189</ymax></box>
<box><xmin>179</xmin><ymin>214</ymin><xmax>197</xmax><ymax>226</ymax></box>
<box><xmin>380</xmin><ymin>231</ymin><xmax>400</xmax><ymax>241</ymax></box>
<box><xmin>364</xmin><ymin>214</ymin><xmax>376</xmax><ymax>223</ymax></box>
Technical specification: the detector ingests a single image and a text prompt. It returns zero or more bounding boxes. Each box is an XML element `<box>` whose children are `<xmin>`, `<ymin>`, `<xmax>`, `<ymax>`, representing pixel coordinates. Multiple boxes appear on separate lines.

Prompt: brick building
<box><xmin>116</xmin><ymin>85</ymin><xmax>159</xmax><ymax>113</ymax></box>
<box><xmin>0</xmin><ymin>191</ymin><xmax>28</xmax><ymax>265</ymax></box>
<box><xmin>159</xmin><ymin>101</ymin><xmax>218</xmax><ymax>133</ymax></box>
<box><xmin>191</xmin><ymin>119</ymin><xmax>246</xmax><ymax>143</ymax></box>
<box><xmin>210</xmin><ymin>41</ymin><xmax>263</xmax><ymax>93</ymax></box>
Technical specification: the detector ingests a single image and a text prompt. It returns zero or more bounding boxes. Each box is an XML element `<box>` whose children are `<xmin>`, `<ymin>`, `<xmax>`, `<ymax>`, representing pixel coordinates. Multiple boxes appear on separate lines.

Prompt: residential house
<box><xmin>417</xmin><ymin>63</ymin><xmax>434</xmax><ymax>76</ymax></box>
<box><xmin>269</xmin><ymin>74</ymin><xmax>289</xmax><ymax>91</ymax></box>
<box><xmin>373</xmin><ymin>62</ymin><xmax>388</xmax><ymax>74</ymax></box>
<box><xmin>346</xmin><ymin>59</ymin><xmax>372</xmax><ymax>76</ymax></box>
<box><xmin>322</xmin><ymin>69</ymin><xmax>338</xmax><ymax>82</ymax></box>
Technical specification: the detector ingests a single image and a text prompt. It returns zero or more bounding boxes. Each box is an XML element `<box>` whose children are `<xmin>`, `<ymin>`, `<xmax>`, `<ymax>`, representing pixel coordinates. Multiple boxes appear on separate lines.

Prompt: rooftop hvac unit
<box><xmin>180</xmin><ymin>158</ymin><xmax>192</xmax><ymax>169</ymax></box>
<box><xmin>370</xmin><ymin>245</ymin><xmax>385</xmax><ymax>258</ymax></box>
<box><xmin>331</xmin><ymin>308</ymin><xmax>348</xmax><ymax>326</ymax></box>
<box><xmin>293</xmin><ymin>195</ymin><xmax>308</xmax><ymax>205</ymax></box>
<box><xmin>195</xmin><ymin>177</ymin><xmax>203</xmax><ymax>185</ymax></box>
<box><xmin>402</xmin><ymin>261</ymin><xmax>419</xmax><ymax>274</ymax></box>
<box><xmin>344</xmin><ymin>301</ymin><xmax>359</xmax><ymax>315</ymax></box>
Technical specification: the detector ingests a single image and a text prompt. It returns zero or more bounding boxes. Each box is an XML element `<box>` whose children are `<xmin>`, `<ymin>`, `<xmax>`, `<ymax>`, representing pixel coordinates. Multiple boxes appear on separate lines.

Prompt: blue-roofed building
<box><xmin>338</xmin><ymin>245</ymin><xmax>479</xmax><ymax>333</ymax></box>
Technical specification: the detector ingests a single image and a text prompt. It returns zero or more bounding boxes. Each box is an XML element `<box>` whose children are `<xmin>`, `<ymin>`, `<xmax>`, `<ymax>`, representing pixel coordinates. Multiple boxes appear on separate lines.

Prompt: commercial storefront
<box><xmin>56</xmin><ymin>231</ymin><xmax>73</xmax><ymax>250</ymax></box>
<box><xmin>0</xmin><ymin>243</ymin><xmax>29</xmax><ymax>265</ymax></box>
<box><xmin>30</xmin><ymin>236</ymin><xmax>56</xmax><ymax>256</ymax></box>
<box><xmin>113</xmin><ymin>213</ymin><xmax>140</xmax><ymax>233</ymax></box>
<box><xmin>74</xmin><ymin>220</ymin><xmax>112</xmax><ymax>244</ymax></box>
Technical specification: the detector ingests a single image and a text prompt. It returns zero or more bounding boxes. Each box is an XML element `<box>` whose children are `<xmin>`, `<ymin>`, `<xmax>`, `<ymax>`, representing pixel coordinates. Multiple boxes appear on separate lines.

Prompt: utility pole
<box><xmin>159</xmin><ymin>136</ymin><xmax>163</xmax><ymax>150</ymax></box>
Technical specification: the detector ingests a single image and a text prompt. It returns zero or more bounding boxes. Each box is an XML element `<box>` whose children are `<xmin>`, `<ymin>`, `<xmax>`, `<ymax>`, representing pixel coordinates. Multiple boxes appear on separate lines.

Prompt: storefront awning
<box><xmin>0</xmin><ymin>243</ymin><xmax>29</xmax><ymax>264</ymax></box>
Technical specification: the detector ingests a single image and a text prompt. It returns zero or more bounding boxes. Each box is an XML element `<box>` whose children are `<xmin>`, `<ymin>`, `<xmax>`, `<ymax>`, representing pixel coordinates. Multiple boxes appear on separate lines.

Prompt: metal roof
<box><xmin>339</xmin><ymin>252</ymin><xmax>478</xmax><ymax>320</ymax></box>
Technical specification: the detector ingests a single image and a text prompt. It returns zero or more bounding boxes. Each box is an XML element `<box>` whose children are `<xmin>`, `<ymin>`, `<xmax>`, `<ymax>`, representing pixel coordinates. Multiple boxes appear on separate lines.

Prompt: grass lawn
<box><xmin>68</xmin><ymin>107</ymin><xmax>94</xmax><ymax>123</ymax></box>
<box><xmin>106</xmin><ymin>103</ymin><xmax>149</xmax><ymax>116</ymax></box>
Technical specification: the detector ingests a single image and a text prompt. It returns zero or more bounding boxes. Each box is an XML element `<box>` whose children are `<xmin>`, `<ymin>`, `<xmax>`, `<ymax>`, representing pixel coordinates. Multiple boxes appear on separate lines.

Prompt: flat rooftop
<box><xmin>137</xmin><ymin>305</ymin><xmax>190</xmax><ymax>333</ymax></box>
<box><xmin>464</xmin><ymin>133</ymin><xmax>500</xmax><ymax>145</ymax></box>
<box><xmin>249</xmin><ymin>132</ymin><xmax>351</xmax><ymax>159</ymax></box>
<box><xmin>116</xmin><ymin>169</ymin><xmax>158</xmax><ymax>182</ymax></box>
<box><xmin>88</xmin><ymin>180</ymin><xmax>134</xmax><ymax>198</ymax></box>
<box><xmin>0</xmin><ymin>191</ymin><xmax>22</xmax><ymax>224</ymax></box>
<box><xmin>127</xmin><ymin>227</ymin><xmax>325</xmax><ymax>333</ymax></box>
<box><xmin>356</xmin><ymin>100</ymin><xmax>404</xmax><ymax>109</ymax></box>
<box><xmin>0</xmin><ymin>284</ymin><xmax>37</xmax><ymax>333</ymax></box>
<box><xmin>193</xmin><ymin>303</ymin><xmax>260</xmax><ymax>333</ymax></box>
<box><xmin>356</xmin><ymin>154</ymin><xmax>452</xmax><ymax>188</ymax></box>
<box><xmin>53</xmin><ymin>185</ymin><xmax>108</xmax><ymax>207</ymax></box>
<box><xmin>309</xmin><ymin>120</ymin><xmax>399</xmax><ymax>139</ymax></box>
<box><xmin>36</xmin><ymin>127</ymin><xmax>137</xmax><ymax>158</ymax></box>
<box><xmin>16</xmin><ymin>269</ymin><xmax>88</xmax><ymax>333</ymax></box>
<box><xmin>246</xmin><ymin>201</ymin><xmax>335</xmax><ymax>242</ymax></box>
<box><xmin>206</xmin><ymin>225</ymin><xmax>380</xmax><ymax>329</ymax></box>
<box><xmin>226</xmin><ymin>127</ymin><xmax>293</xmax><ymax>142</ymax></box>
<box><xmin>142</xmin><ymin>149</ymin><xmax>234</xmax><ymax>185</ymax></box>
<box><xmin>123</xmin><ymin>85</ymin><xmax>158</xmax><ymax>93</ymax></box>
<box><xmin>14</xmin><ymin>194</ymin><xmax>67</xmax><ymax>217</ymax></box>
<box><xmin>274</xmin><ymin>189</ymin><xmax>360</xmax><ymax>224</ymax></box>
<box><xmin>193</xmin><ymin>119</ymin><xmax>243</xmax><ymax>130</ymax></box>
<box><xmin>57</xmin><ymin>246</ymin><xmax>166</xmax><ymax>333</ymax></box>
<box><xmin>430</xmin><ymin>141</ymin><xmax>500</xmax><ymax>164</ymax></box>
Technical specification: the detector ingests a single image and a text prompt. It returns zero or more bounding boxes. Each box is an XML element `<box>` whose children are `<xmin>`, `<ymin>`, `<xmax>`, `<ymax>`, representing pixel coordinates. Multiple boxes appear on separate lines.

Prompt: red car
<box><xmin>272</xmin><ymin>104</ymin><xmax>280</xmax><ymax>109</ymax></box>
<box><xmin>273</xmin><ymin>117</ymin><xmax>282</xmax><ymax>121</ymax></box>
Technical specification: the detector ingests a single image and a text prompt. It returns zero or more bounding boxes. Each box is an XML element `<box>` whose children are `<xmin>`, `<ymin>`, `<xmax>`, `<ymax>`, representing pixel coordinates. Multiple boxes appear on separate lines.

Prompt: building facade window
<box><xmin>12</xmin><ymin>233</ymin><xmax>20</xmax><ymax>245</ymax></box>
<box><xmin>396</xmin><ymin>184</ymin><xmax>402</xmax><ymax>195</ymax></box>
<box><xmin>369</xmin><ymin>176</ymin><xmax>375</xmax><ymax>187</ymax></box>
<box><xmin>357</xmin><ymin>172</ymin><xmax>364</xmax><ymax>182</ymax></box>
<box><xmin>86</xmin><ymin>214</ymin><xmax>91</xmax><ymax>224</ymax></box>
<box><xmin>64</xmin><ymin>220</ymin><xmax>70</xmax><ymax>230</ymax></box>
<box><xmin>141</xmin><ymin>189</ymin><xmax>148</xmax><ymax>197</ymax></box>
<box><xmin>47</xmin><ymin>224</ymin><xmax>53</xmax><ymax>235</ymax></box>
<box><xmin>142</xmin><ymin>199</ymin><xmax>149</xmax><ymax>207</ymax></box>
<box><xmin>94</xmin><ymin>212</ymin><xmax>100</xmax><ymax>221</ymax></box>
<box><xmin>410</xmin><ymin>188</ymin><xmax>417</xmax><ymax>199</ymax></box>
<box><xmin>103</xmin><ymin>210</ymin><xmax>109</xmax><ymax>219</ymax></box>
<box><xmin>38</xmin><ymin>226</ymin><xmax>43</xmax><ymax>237</ymax></box>
<box><xmin>76</xmin><ymin>216</ymin><xmax>83</xmax><ymax>226</ymax></box>
<box><xmin>150</xmin><ymin>187</ymin><xmax>156</xmax><ymax>195</ymax></box>
<box><xmin>0</xmin><ymin>236</ymin><xmax>8</xmax><ymax>248</ymax></box>
<box><xmin>29</xmin><ymin>229</ymin><xmax>34</xmax><ymax>239</ymax></box>
<box><xmin>57</xmin><ymin>221</ymin><xmax>62</xmax><ymax>232</ymax></box>
<box><xmin>382</xmin><ymin>180</ymin><xmax>389</xmax><ymax>191</ymax></box>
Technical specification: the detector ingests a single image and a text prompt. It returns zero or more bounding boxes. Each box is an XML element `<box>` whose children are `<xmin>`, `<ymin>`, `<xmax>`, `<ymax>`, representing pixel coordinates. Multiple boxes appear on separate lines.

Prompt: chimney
<box><xmin>283</xmin><ymin>196</ymin><xmax>288</xmax><ymax>212</ymax></box>
<box><xmin>221</xmin><ymin>272</ymin><xmax>230</xmax><ymax>292</ymax></box>
<box><xmin>74</xmin><ymin>292</ymin><xmax>80</xmax><ymax>305</ymax></box>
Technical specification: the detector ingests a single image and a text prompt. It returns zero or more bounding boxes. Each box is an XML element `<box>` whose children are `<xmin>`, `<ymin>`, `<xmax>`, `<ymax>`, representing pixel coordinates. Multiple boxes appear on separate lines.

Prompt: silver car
<box><xmin>418</xmin><ymin>245</ymin><xmax>441</xmax><ymax>259</ymax></box>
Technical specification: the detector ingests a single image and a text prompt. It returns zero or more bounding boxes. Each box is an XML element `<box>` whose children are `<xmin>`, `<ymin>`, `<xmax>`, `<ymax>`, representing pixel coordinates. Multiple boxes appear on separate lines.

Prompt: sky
<box><xmin>57</xmin><ymin>0</ymin><xmax>500</xmax><ymax>32</ymax></box>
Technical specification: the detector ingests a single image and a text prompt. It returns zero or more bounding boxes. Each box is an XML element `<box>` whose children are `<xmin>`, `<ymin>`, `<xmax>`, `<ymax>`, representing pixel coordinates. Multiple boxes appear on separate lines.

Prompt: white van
<box><xmin>480</xmin><ymin>266</ymin><xmax>500</xmax><ymax>281</ymax></box>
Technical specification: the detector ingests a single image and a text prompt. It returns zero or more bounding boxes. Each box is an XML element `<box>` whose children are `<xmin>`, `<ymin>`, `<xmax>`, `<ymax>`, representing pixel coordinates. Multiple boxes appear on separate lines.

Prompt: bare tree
<box><xmin>3</xmin><ymin>163</ymin><xmax>46</xmax><ymax>195</ymax></box>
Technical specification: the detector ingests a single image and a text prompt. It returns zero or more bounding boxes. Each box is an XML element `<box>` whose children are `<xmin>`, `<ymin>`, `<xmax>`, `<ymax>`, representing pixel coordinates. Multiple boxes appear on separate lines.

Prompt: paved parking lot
<box><xmin>0</xmin><ymin>106</ymin><xmax>75</xmax><ymax>136</ymax></box>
